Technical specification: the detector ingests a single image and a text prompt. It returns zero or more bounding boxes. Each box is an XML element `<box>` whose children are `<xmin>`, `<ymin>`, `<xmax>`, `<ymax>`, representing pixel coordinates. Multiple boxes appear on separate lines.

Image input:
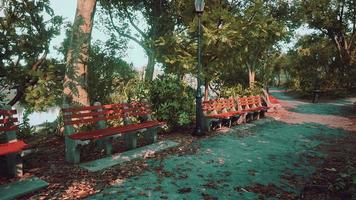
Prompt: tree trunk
<box><xmin>248</xmin><ymin>66</ymin><xmax>255</xmax><ymax>88</ymax></box>
<box><xmin>277</xmin><ymin>73</ymin><xmax>281</xmax><ymax>87</ymax></box>
<box><xmin>63</xmin><ymin>0</ymin><xmax>97</xmax><ymax>106</ymax></box>
<box><xmin>144</xmin><ymin>52</ymin><xmax>155</xmax><ymax>81</ymax></box>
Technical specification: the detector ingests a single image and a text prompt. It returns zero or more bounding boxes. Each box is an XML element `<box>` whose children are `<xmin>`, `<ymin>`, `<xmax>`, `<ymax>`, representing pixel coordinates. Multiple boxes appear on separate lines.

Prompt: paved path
<box><xmin>88</xmin><ymin>90</ymin><xmax>355</xmax><ymax>199</ymax></box>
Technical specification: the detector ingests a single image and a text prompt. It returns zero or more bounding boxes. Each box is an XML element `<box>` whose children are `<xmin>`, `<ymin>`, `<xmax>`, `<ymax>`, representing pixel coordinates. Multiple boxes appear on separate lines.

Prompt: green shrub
<box><xmin>17</xmin><ymin>110</ymin><xmax>36</xmax><ymax>139</ymax></box>
<box><xmin>149</xmin><ymin>74</ymin><xmax>195</xmax><ymax>129</ymax></box>
<box><xmin>221</xmin><ymin>83</ymin><xmax>263</xmax><ymax>98</ymax></box>
<box><xmin>110</xmin><ymin>78</ymin><xmax>149</xmax><ymax>103</ymax></box>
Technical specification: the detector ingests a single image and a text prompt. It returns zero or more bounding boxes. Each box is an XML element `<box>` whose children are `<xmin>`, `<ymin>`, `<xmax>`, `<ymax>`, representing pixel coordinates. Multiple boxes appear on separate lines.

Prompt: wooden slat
<box><xmin>69</xmin><ymin>120</ymin><xmax>166</xmax><ymax>140</ymax></box>
<box><xmin>0</xmin><ymin>118</ymin><xmax>17</xmax><ymax>124</ymax></box>
<box><xmin>64</xmin><ymin>113</ymin><xmax>126</xmax><ymax>126</ymax></box>
<box><xmin>0</xmin><ymin>125</ymin><xmax>18</xmax><ymax>132</ymax></box>
<box><xmin>63</xmin><ymin>102</ymin><xmax>154</xmax><ymax>125</ymax></box>
<box><xmin>62</xmin><ymin>103</ymin><xmax>127</xmax><ymax>113</ymax></box>
<box><xmin>63</xmin><ymin>109</ymin><xmax>125</xmax><ymax>119</ymax></box>
<box><xmin>0</xmin><ymin>110</ymin><xmax>17</xmax><ymax>115</ymax></box>
<box><xmin>0</xmin><ymin>118</ymin><xmax>18</xmax><ymax>124</ymax></box>
<box><xmin>0</xmin><ymin>140</ymin><xmax>28</xmax><ymax>156</ymax></box>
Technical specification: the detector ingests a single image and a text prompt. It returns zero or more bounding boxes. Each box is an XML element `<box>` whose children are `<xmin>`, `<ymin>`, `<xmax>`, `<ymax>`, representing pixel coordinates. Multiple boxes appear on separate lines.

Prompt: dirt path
<box><xmin>267</xmin><ymin>89</ymin><xmax>356</xmax><ymax>132</ymax></box>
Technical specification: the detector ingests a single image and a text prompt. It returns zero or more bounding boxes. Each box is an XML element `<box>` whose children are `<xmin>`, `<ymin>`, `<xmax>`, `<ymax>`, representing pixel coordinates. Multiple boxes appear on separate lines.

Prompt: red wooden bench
<box><xmin>236</xmin><ymin>95</ymin><xmax>268</xmax><ymax>122</ymax></box>
<box><xmin>202</xmin><ymin>98</ymin><xmax>244</xmax><ymax>131</ymax></box>
<box><xmin>62</xmin><ymin>101</ymin><xmax>166</xmax><ymax>164</ymax></box>
<box><xmin>0</xmin><ymin>108</ymin><xmax>29</xmax><ymax>177</ymax></box>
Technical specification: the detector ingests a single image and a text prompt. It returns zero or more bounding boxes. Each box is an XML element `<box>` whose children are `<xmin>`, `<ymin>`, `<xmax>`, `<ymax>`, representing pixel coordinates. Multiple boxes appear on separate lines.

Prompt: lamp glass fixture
<box><xmin>195</xmin><ymin>0</ymin><xmax>205</xmax><ymax>13</ymax></box>
<box><xmin>0</xmin><ymin>0</ymin><xmax>5</xmax><ymax>18</ymax></box>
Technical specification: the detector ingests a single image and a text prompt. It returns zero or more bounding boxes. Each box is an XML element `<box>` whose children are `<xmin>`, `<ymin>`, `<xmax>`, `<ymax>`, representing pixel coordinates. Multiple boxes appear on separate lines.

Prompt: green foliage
<box><xmin>87</xmin><ymin>42</ymin><xmax>137</xmax><ymax>104</ymax></box>
<box><xmin>149</xmin><ymin>74</ymin><xmax>195</xmax><ymax>128</ymax></box>
<box><xmin>220</xmin><ymin>84</ymin><xmax>244</xmax><ymax>98</ymax></box>
<box><xmin>59</xmin><ymin>25</ymin><xmax>137</xmax><ymax>105</ymax></box>
<box><xmin>110</xmin><ymin>78</ymin><xmax>149</xmax><ymax>103</ymax></box>
<box><xmin>282</xmin><ymin>34</ymin><xmax>353</xmax><ymax>93</ymax></box>
<box><xmin>17</xmin><ymin>110</ymin><xmax>36</xmax><ymax>139</ymax></box>
<box><xmin>292</xmin><ymin>0</ymin><xmax>356</xmax><ymax>89</ymax></box>
<box><xmin>21</xmin><ymin>61</ymin><xmax>64</xmax><ymax>111</ymax></box>
<box><xmin>99</xmin><ymin>0</ymin><xmax>178</xmax><ymax>81</ymax></box>
<box><xmin>221</xmin><ymin>83</ymin><xmax>263</xmax><ymax>98</ymax></box>
<box><xmin>154</xmin><ymin>0</ymin><xmax>290</xmax><ymax>90</ymax></box>
<box><xmin>0</xmin><ymin>0</ymin><xmax>63</xmax><ymax>107</ymax></box>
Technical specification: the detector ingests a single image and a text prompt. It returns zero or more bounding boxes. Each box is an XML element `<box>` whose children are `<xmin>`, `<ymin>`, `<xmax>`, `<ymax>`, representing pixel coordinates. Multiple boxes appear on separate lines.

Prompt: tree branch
<box><xmin>7</xmin><ymin>51</ymin><xmax>47</xmax><ymax>106</ymax></box>
<box><xmin>124</xmin><ymin>8</ymin><xmax>148</xmax><ymax>40</ymax></box>
<box><xmin>107</xmin><ymin>7</ymin><xmax>150</xmax><ymax>54</ymax></box>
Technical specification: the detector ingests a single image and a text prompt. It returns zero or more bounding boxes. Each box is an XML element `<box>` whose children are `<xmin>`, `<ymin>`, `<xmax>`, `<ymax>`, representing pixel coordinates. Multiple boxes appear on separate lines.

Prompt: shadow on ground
<box><xmin>88</xmin><ymin>118</ymin><xmax>348</xmax><ymax>199</ymax></box>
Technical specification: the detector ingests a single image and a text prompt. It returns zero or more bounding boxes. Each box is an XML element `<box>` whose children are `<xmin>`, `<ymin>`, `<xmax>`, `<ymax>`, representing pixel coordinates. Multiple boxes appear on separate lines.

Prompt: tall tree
<box><xmin>0</xmin><ymin>0</ymin><xmax>62</xmax><ymax>107</ymax></box>
<box><xmin>100</xmin><ymin>0</ymin><xmax>176</xmax><ymax>81</ymax></box>
<box><xmin>63</xmin><ymin>0</ymin><xmax>97</xmax><ymax>106</ymax></box>
<box><xmin>296</xmin><ymin>0</ymin><xmax>356</xmax><ymax>88</ymax></box>
<box><xmin>155</xmin><ymin>0</ymin><xmax>290</xmax><ymax>95</ymax></box>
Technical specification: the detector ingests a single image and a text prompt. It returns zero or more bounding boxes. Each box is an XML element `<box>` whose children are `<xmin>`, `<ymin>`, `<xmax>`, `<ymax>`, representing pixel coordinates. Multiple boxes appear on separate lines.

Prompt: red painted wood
<box><xmin>63</xmin><ymin>109</ymin><xmax>124</xmax><ymax>119</ymax></box>
<box><xmin>63</xmin><ymin>102</ymin><xmax>153</xmax><ymax>126</ymax></box>
<box><xmin>207</xmin><ymin>112</ymin><xmax>234</xmax><ymax>119</ymax></box>
<box><xmin>0</xmin><ymin>125</ymin><xmax>18</xmax><ymax>132</ymax></box>
<box><xmin>0</xmin><ymin>140</ymin><xmax>28</xmax><ymax>156</ymax></box>
<box><xmin>62</xmin><ymin>103</ymin><xmax>127</xmax><ymax>113</ymax></box>
<box><xmin>69</xmin><ymin>120</ymin><xmax>166</xmax><ymax>140</ymax></box>
<box><xmin>64</xmin><ymin>114</ymin><xmax>126</xmax><ymax>126</ymax></box>
<box><xmin>203</xmin><ymin>98</ymin><xmax>235</xmax><ymax>112</ymax></box>
<box><xmin>0</xmin><ymin>110</ymin><xmax>17</xmax><ymax>115</ymax></box>
<box><xmin>0</xmin><ymin>118</ymin><xmax>18</xmax><ymax>124</ymax></box>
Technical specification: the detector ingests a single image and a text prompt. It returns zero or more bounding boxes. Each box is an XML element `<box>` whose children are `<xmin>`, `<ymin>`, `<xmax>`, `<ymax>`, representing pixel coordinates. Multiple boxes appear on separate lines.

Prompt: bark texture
<box><xmin>63</xmin><ymin>0</ymin><xmax>97</xmax><ymax>106</ymax></box>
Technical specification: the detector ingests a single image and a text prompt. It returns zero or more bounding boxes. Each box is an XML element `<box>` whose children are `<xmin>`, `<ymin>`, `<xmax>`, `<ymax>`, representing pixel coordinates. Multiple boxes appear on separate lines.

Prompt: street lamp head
<box><xmin>195</xmin><ymin>0</ymin><xmax>205</xmax><ymax>13</ymax></box>
<box><xmin>0</xmin><ymin>0</ymin><xmax>5</xmax><ymax>18</ymax></box>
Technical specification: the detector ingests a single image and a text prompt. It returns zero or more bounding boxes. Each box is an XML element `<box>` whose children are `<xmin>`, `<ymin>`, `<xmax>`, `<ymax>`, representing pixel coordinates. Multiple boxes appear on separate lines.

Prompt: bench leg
<box><xmin>202</xmin><ymin>118</ymin><xmax>212</xmax><ymax>132</ymax></box>
<box><xmin>96</xmin><ymin>137</ymin><xmax>113</xmax><ymax>155</ymax></box>
<box><xmin>144</xmin><ymin>128</ymin><xmax>157</xmax><ymax>144</ymax></box>
<box><xmin>125</xmin><ymin>133</ymin><xmax>137</xmax><ymax>150</ymax></box>
<box><xmin>254</xmin><ymin>112</ymin><xmax>260</xmax><ymax>120</ymax></box>
<box><xmin>5</xmin><ymin>153</ymin><xmax>22</xmax><ymax>177</ymax></box>
<box><xmin>228</xmin><ymin>119</ymin><xmax>232</xmax><ymax>127</ymax></box>
<box><xmin>65</xmin><ymin>137</ymin><xmax>81</xmax><ymax>164</ymax></box>
<box><xmin>238</xmin><ymin>113</ymin><xmax>247</xmax><ymax>124</ymax></box>
<box><xmin>260</xmin><ymin>110</ymin><xmax>266</xmax><ymax>118</ymax></box>
<box><xmin>246</xmin><ymin>113</ymin><xmax>253</xmax><ymax>123</ymax></box>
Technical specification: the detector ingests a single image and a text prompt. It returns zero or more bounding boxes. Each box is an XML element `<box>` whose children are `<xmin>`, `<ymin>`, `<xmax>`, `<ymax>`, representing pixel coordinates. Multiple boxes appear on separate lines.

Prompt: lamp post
<box><xmin>194</xmin><ymin>0</ymin><xmax>205</xmax><ymax>136</ymax></box>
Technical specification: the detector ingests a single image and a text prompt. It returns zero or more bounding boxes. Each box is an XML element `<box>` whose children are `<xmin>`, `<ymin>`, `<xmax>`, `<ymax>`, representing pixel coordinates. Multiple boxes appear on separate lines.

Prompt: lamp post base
<box><xmin>194</xmin><ymin>129</ymin><xmax>203</xmax><ymax>136</ymax></box>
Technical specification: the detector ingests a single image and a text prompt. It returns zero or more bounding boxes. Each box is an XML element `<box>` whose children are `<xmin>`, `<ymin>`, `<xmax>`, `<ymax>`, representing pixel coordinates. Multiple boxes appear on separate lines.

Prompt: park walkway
<box><xmin>88</xmin><ymin>89</ymin><xmax>355</xmax><ymax>199</ymax></box>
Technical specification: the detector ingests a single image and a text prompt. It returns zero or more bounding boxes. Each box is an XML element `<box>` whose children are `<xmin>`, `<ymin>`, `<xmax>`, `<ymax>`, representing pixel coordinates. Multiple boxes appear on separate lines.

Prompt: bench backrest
<box><xmin>0</xmin><ymin>109</ymin><xmax>18</xmax><ymax>132</ymax></box>
<box><xmin>202</xmin><ymin>98</ymin><xmax>235</xmax><ymax>114</ymax></box>
<box><xmin>62</xmin><ymin>102</ymin><xmax>152</xmax><ymax>126</ymax></box>
<box><xmin>237</xmin><ymin>96</ymin><xmax>262</xmax><ymax>110</ymax></box>
<box><xmin>253</xmin><ymin>95</ymin><xmax>263</xmax><ymax>107</ymax></box>
<box><xmin>236</xmin><ymin>96</ymin><xmax>249</xmax><ymax>110</ymax></box>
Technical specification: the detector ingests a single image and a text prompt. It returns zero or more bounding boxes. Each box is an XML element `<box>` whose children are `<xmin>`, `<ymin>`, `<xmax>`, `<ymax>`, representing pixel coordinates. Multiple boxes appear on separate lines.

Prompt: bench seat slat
<box><xmin>207</xmin><ymin>112</ymin><xmax>237</xmax><ymax>119</ymax></box>
<box><xmin>0</xmin><ymin>118</ymin><xmax>18</xmax><ymax>124</ymax></box>
<box><xmin>0</xmin><ymin>140</ymin><xmax>28</xmax><ymax>156</ymax></box>
<box><xmin>69</xmin><ymin>120</ymin><xmax>166</xmax><ymax>140</ymax></box>
<box><xmin>0</xmin><ymin>125</ymin><xmax>18</xmax><ymax>132</ymax></box>
<box><xmin>0</xmin><ymin>110</ymin><xmax>17</xmax><ymax>115</ymax></box>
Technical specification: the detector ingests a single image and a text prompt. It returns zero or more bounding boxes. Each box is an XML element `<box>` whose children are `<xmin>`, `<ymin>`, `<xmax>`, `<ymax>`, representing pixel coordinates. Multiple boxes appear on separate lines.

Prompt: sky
<box><xmin>49</xmin><ymin>0</ymin><xmax>147</xmax><ymax>70</ymax></box>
